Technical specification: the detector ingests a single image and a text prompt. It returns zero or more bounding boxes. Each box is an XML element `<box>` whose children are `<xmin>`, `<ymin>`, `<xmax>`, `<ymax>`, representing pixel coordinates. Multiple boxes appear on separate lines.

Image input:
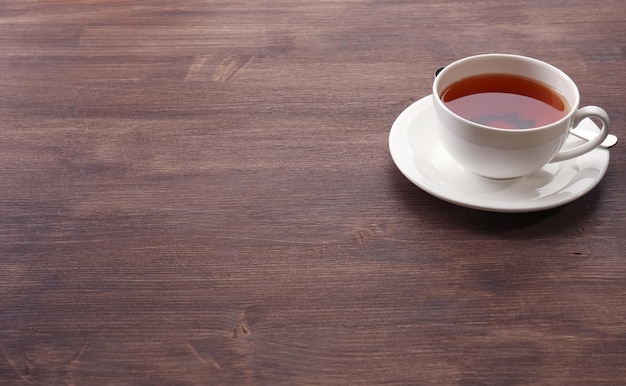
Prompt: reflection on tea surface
<box><xmin>441</xmin><ymin>74</ymin><xmax>569</xmax><ymax>129</ymax></box>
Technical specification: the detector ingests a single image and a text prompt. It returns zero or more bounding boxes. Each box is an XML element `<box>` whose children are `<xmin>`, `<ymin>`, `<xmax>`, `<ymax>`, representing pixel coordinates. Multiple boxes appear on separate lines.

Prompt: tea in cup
<box><xmin>432</xmin><ymin>54</ymin><xmax>609</xmax><ymax>179</ymax></box>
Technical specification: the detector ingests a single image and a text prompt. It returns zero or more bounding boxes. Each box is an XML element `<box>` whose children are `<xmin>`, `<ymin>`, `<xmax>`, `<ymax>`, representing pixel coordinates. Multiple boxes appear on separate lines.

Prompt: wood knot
<box><xmin>233</xmin><ymin>320</ymin><xmax>251</xmax><ymax>338</ymax></box>
<box><xmin>212</xmin><ymin>54</ymin><xmax>253</xmax><ymax>82</ymax></box>
<box><xmin>354</xmin><ymin>226</ymin><xmax>382</xmax><ymax>244</ymax></box>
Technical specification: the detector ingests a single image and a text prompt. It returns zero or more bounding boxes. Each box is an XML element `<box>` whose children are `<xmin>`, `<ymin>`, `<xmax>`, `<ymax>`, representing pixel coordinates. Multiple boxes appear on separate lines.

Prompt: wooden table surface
<box><xmin>1</xmin><ymin>1</ymin><xmax>625</xmax><ymax>384</ymax></box>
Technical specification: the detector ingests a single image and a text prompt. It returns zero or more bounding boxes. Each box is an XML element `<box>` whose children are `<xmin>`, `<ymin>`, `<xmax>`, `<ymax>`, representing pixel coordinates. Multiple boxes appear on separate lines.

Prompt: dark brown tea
<box><xmin>441</xmin><ymin>74</ymin><xmax>569</xmax><ymax>129</ymax></box>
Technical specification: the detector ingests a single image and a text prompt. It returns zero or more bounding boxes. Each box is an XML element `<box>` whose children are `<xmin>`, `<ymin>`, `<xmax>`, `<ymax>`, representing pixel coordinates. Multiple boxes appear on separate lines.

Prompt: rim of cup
<box><xmin>432</xmin><ymin>53</ymin><xmax>580</xmax><ymax>132</ymax></box>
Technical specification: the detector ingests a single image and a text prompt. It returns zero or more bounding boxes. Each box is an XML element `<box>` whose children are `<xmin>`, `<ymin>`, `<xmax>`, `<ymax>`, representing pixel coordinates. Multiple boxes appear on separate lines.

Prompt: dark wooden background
<box><xmin>1</xmin><ymin>1</ymin><xmax>625</xmax><ymax>384</ymax></box>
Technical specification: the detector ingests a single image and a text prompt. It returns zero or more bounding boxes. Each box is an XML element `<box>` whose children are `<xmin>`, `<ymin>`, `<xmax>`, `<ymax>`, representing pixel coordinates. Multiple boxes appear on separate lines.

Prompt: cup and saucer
<box><xmin>388</xmin><ymin>95</ymin><xmax>611</xmax><ymax>213</ymax></box>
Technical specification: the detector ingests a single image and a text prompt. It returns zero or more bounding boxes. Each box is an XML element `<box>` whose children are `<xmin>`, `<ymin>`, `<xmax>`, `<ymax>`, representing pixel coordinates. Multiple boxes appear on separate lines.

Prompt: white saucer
<box><xmin>389</xmin><ymin>95</ymin><xmax>610</xmax><ymax>213</ymax></box>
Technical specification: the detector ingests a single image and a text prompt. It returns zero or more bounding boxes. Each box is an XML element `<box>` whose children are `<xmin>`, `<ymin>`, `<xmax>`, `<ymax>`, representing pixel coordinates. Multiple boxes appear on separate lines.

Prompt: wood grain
<box><xmin>1</xmin><ymin>0</ymin><xmax>625</xmax><ymax>384</ymax></box>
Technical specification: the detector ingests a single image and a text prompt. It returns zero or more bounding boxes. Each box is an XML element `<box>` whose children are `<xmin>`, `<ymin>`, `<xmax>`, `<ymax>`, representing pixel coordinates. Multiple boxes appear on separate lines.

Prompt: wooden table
<box><xmin>1</xmin><ymin>1</ymin><xmax>625</xmax><ymax>384</ymax></box>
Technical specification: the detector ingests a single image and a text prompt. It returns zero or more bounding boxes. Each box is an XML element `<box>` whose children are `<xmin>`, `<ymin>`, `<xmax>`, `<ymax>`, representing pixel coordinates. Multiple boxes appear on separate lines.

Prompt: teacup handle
<box><xmin>551</xmin><ymin>106</ymin><xmax>610</xmax><ymax>163</ymax></box>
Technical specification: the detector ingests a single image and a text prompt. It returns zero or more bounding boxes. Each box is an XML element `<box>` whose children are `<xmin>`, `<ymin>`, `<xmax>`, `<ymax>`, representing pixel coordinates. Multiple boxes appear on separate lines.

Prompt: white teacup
<box><xmin>432</xmin><ymin>54</ymin><xmax>609</xmax><ymax>179</ymax></box>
